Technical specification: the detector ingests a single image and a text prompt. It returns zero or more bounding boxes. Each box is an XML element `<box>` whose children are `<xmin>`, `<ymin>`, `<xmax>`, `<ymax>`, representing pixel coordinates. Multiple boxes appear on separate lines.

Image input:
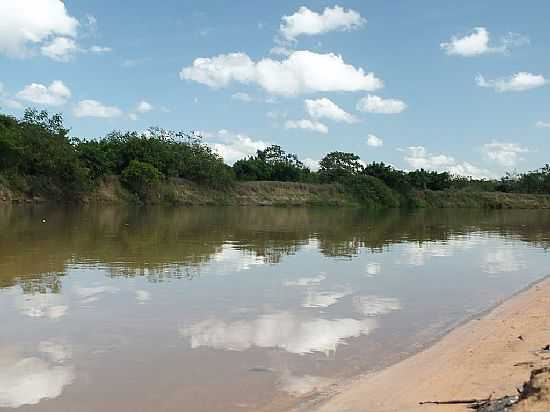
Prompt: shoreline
<box><xmin>2</xmin><ymin>177</ymin><xmax>550</xmax><ymax>209</ymax></box>
<box><xmin>295</xmin><ymin>276</ymin><xmax>550</xmax><ymax>412</ymax></box>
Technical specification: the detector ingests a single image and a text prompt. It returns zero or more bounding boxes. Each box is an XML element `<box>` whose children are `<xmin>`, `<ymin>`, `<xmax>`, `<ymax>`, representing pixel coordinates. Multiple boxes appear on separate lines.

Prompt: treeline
<box><xmin>1</xmin><ymin>109</ymin><xmax>550</xmax><ymax>204</ymax></box>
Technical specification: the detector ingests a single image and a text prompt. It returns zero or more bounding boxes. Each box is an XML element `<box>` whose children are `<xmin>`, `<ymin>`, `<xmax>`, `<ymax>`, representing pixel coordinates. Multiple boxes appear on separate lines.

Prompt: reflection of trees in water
<box><xmin>1</xmin><ymin>205</ymin><xmax>550</xmax><ymax>292</ymax></box>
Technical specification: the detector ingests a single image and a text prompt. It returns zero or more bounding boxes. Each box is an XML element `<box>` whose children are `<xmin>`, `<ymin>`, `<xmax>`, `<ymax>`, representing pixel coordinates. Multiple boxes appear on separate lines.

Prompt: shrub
<box><xmin>121</xmin><ymin>160</ymin><xmax>162</xmax><ymax>199</ymax></box>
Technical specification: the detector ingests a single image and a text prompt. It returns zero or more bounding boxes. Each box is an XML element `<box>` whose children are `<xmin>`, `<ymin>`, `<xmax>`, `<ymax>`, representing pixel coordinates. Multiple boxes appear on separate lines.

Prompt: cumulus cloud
<box><xmin>136</xmin><ymin>100</ymin><xmax>153</xmax><ymax>113</ymax></box>
<box><xmin>402</xmin><ymin>146</ymin><xmax>496</xmax><ymax>179</ymax></box>
<box><xmin>73</xmin><ymin>100</ymin><xmax>123</xmax><ymax>118</ymax></box>
<box><xmin>16</xmin><ymin>80</ymin><xmax>71</xmax><ymax>106</ymax></box>
<box><xmin>279</xmin><ymin>5</ymin><xmax>365</xmax><ymax>41</ymax></box>
<box><xmin>206</xmin><ymin>129</ymin><xmax>268</xmax><ymax>164</ymax></box>
<box><xmin>356</xmin><ymin>94</ymin><xmax>407</xmax><ymax>114</ymax></box>
<box><xmin>476</xmin><ymin>72</ymin><xmax>546</xmax><ymax>92</ymax></box>
<box><xmin>180</xmin><ymin>50</ymin><xmax>383</xmax><ymax>96</ymax></box>
<box><xmin>403</xmin><ymin>146</ymin><xmax>455</xmax><ymax>169</ymax></box>
<box><xmin>303</xmin><ymin>158</ymin><xmax>321</xmax><ymax>171</ymax></box>
<box><xmin>0</xmin><ymin>83</ymin><xmax>23</xmax><ymax>109</ymax></box>
<box><xmin>179</xmin><ymin>312</ymin><xmax>376</xmax><ymax>356</ymax></box>
<box><xmin>482</xmin><ymin>141</ymin><xmax>528</xmax><ymax>167</ymax></box>
<box><xmin>0</xmin><ymin>0</ymin><xmax>79</xmax><ymax>59</ymax></box>
<box><xmin>231</xmin><ymin>92</ymin><xmax>253</xmax><ymax>102</ymax></box>
<box><xmin>536</xmin><ymin>121</ymin><xmax>550</xmax><ymax>128</ymax></box>
<box><xmin>441</xmin><ymin>27</ymin><xmax>529</xmax><ymax>57</ymax></box>
<box><xmin>40</xmin><ymin>37</ymin><xmax>78</xmax><ymax>61</ymax></box>
<box><xmin>285</xmin><ymin>119</ymin><xmax>328</xmax><ymax>134</ymax></box>
<box><xmin>367</xmin><ymin>134</ymin><xmax>383</xmax><ymax>147</ymax></box>
<box><xmin>305</xmin><ymin>97</ymin><xmax>357</xmax><ymax>123</ymax></box>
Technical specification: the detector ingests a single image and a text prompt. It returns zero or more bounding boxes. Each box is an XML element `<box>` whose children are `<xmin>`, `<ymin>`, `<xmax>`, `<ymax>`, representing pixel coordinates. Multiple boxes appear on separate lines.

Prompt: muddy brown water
<box><xmin>0</xmin><ymin>206</ymin><xmax>549</xmax><ymax>411</ymax></box>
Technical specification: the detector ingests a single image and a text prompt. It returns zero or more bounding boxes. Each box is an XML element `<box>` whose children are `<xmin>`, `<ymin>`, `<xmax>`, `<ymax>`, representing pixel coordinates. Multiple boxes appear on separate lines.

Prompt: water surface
<box><xmin>1</xmin><ymin>206</ymin><xmax>549</xmax><ymax>411</ymax></box>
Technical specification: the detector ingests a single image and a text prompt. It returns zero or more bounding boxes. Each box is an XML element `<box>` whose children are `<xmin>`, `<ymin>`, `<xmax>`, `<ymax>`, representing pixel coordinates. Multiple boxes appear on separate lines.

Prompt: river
<box><xmin>0</xmin><ymin>206</ymin><xmax>549</xmax><ymax>411</ymax></box>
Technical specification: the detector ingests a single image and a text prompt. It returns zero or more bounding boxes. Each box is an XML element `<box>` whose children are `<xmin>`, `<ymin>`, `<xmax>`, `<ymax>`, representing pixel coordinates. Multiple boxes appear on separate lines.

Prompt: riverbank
<box><xmin>298</xmin><ymin>277</ymin><xmax>550</xmax><ymax>412</ymax></box>
<box><xmin>3</xmin><ymin>176</ymin><xmax>550</xmax><ymax>209</ymax></box>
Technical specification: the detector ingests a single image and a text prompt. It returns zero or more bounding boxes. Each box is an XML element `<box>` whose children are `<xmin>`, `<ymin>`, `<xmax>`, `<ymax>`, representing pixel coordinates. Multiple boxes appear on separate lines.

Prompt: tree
<box><xmin>319</xmin><ymin>151</ymin><xmax>364</xmax><ymax>183</ymax></box>
<box><xmin>234</xmin><ymin>145</ymin><xmax>310</xmax><ymax>182</ymax></box>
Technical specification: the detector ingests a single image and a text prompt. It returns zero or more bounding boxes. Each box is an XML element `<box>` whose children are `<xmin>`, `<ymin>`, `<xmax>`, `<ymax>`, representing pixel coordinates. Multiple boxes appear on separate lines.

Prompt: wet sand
<box><xmin>300</xmin><ymin>277</ymin><xmax>550</xmax><ymax>412</ymax></box>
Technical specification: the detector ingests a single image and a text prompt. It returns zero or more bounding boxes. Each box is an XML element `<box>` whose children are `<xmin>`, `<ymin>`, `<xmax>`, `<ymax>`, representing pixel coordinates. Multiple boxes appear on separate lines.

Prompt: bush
<box><xmin>121</xmin><ymin>160</ymin><xmax>162</xmax><ymax>199</ymax></box>
<box><xmin>342</xmin><ymin>175</ymin><xmax>400</xmax><ymax>208</ymax></box>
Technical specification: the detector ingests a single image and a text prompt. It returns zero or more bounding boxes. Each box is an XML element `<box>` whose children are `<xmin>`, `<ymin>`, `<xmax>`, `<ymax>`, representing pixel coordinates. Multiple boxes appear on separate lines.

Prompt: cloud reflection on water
<box><xmin>0</xmin><ymin>343</ymin><xmax>74</xmax><ymax>408</ymax></box>
<box><xmin>180</xmin><ymin>312</ymin><xmax>376</xmax><ymax>356</ymax></box>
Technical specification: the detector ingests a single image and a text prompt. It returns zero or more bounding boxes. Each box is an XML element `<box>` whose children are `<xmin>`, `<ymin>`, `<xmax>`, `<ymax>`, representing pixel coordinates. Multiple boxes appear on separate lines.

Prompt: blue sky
<box><xmin>1</xmin><ymin>0</ymin><xmax>549</xmax><ymax>178</ymax></box>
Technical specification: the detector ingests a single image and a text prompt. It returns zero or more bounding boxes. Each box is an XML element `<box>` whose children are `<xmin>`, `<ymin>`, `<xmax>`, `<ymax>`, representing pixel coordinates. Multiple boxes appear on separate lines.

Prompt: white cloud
<box><xmin>269</xmin><ymin>46</ymin><xmax>293</xmax><ymax>56</ymax></box>
<box><xmin>305</xmin><ymin>98</ymin><xmax>357</xmax><ymax>123</ymax></box>
<box><xmin>476</xmin><ymin>72</ymin><xmax>546</xmax><ymax>92</ymax></box>
<box><xmin>40</xmin><ymin>37</ymin><xmax>78</xmax><ymax>62</ymax></box>
<box><xmin>285</xmin><ymin>119</ymin><xmax>328</xmax><ymax>134</ymax></box>
<box><xmin>73</xmin><ymin>100</ymin><xmax>123</xmax><ymax>118</ymax></box>
<box><xmin>179</xmin><ymin>312</ymin><xmax>376</xmax><ymax>356</ymax></box>
<box><xmin>207</xmin><ymin>129</ymin><xmax>268</xmax><ymax>164</ymax></box>
<box><xmin>482</xmin><ymin>141</ymin><xmax>528</xmax><ymax>167</ymax></box>
<box><xmin>367</xmin><ymin>134</ymin><xmax>383</xmax><ymax>147</ymax></box>
<box><xmin>231</xmin><ymin>92</ymin><xmax>253</xmax><ymax>102</ymax></box>
<box><xmin>303</xmin><ymin>158</ymin><xmax>321</xmax><ymax>171</ymax></box>
<box><xmin>0</xmin><ymin>83</ymin><xmax>23</xmax><ymax>109</ymax></box>
<box><xmin>356</xmin><ymin>94</ymin><xmax>407</xmax><ymax>114</ymax></box>
<box><xmin>0</xmin><ymin>0</ymin><xmax>79</xmax><ymax>59</ymax></box>
<box><xmin>447</xmin><ymin>162</ymin><xmax>497</xmax><ymax>179</ymax></box>
<box><xmin>180</xmin><ymin>50</ymin><xmax>383</xmax><ymax>96</ymax></box>
<box><xmin>403</xmin><ymin>146</ymin><xmax>455</xmax><ymax>169</ymax></box>
<box><xmin>0</xmin><ymin>347</ymin><xmax>74</xmax><ymax>408</ymax></box>
<box><xmin>536</xmin><ymin>121</ymin><xmax>550</xmax><ymax>128</ymax></box>
<box><xmin>441</xmin><ymin>27</ymin><xmax>528</xmax><ymax>57</ymax></box>
<box><xmin>136</xmin><ymin>100</ymin><xmax>153</xmax><ymax>113</ymax></box>
<box><xmin>16</xmin><ymin>80</ymin><xmax>71</xmax><ymax>106</ymax></box>
<box><xmin>402</xmin><ymin>146</ymin><xmax>496</xmax><ymax>179</ymax></box>
<box><xmin>280</xmin><ymin>5</ymin><xmax>365</xmax><ymax>41</ymax></box>
<box><xmin>89</xmin><ymin>45</ymin><xmax>112</xmax><ymax>54</ymax></box>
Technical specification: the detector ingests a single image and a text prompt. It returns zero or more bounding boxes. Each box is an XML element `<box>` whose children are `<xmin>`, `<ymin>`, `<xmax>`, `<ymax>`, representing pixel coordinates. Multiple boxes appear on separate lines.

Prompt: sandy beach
<box><xmin>299</xmin><ymin>277</ymin><xmax>550</xmax><ymax>412</ymax></box>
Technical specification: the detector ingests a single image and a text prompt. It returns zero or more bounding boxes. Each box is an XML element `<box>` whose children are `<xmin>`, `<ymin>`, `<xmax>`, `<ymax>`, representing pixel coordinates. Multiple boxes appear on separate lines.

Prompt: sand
<box><xmin>301</xmin><ymin>278</ymin><xmax>550</xmax><ymax>412</ymax></box>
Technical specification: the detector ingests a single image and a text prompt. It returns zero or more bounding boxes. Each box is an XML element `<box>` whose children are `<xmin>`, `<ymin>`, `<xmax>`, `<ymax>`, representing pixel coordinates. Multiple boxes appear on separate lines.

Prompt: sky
<box><xmin>1</xmin><ymin>0</ymin><xmax>549</xmax><ymax>178</ymax></box>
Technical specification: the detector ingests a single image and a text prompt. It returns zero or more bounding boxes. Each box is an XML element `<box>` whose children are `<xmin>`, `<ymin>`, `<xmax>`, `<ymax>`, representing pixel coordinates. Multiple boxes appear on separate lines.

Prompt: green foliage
<box><xmin>121</xmin><ymin>160</ymin><xmax>162</xmax><ymax>199</ymax></box>
<box><xmin>234</xmin><ymin>145</ymin><xmax>310</xmax><ymax>182</ymax></box>
<box><xmin>0</xmin><ymin>109</ymin><xmax>90</xmax><ymax>198</ymax></box>
<box><xmin>319</xmin><ymin>151</ymin><xmax>364</xmax><ymax>183</ymax></box>
<box><xmin>496</xmin><ymin>165</ymin><xmax>550</xmax><ymax>194</ymax></box>
<box><xmin>3</xmin><ymin>107</ymin><xmax>550</xmax><ymax>207</ymax></box>
<box><xmin>341</xmin><ymin>174</ymin><xmax>400</xmax><ymax>208</ymax></box>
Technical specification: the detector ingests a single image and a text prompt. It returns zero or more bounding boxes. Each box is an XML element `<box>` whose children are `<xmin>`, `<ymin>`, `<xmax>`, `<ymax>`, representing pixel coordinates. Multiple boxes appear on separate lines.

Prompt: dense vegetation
<box><xmin>1</xmin><ymin>109</ymin><xmax>550</xmax><ymax>206</ymax></box>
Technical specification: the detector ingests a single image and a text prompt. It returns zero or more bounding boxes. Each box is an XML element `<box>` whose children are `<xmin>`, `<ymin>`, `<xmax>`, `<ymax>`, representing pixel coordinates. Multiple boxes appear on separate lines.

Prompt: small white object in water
<box><xmin>41</xmin><ymin>219</ymin><xmax>46</xmax><ymax>223</ymax></box>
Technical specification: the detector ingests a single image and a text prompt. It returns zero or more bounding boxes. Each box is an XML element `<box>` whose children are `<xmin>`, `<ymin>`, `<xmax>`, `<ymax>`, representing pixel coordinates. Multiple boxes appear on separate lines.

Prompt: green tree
<box><xmin>319</xmin><ymin>151</ymin><xmax>364</xmax><ymax>183</ymax></box>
